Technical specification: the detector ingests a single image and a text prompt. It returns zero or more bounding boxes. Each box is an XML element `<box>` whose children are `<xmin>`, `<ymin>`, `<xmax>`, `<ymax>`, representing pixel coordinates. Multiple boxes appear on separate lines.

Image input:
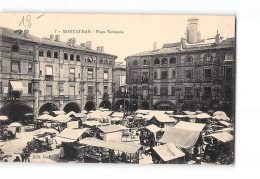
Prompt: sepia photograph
<box><xmin>0</xmin><ymin>13</ymin><xmax>235</xmax><ymax>165</ymax></box>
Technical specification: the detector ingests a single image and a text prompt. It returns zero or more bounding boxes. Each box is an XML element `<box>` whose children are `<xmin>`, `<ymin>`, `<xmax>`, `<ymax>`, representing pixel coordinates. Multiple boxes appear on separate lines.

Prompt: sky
<box><xmin>0</xmin><ymin>13</ymin><xmax>235</xmax><ymax>63</ymax></box>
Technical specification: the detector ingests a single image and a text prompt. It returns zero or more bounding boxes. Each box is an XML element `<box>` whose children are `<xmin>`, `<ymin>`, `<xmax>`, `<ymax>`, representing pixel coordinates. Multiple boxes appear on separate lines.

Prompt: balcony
<box><xmin>45</xmin><ymin>75</ymin><xmax>54</xmax><ymax>81</ymax></box>
<box><xmin>115</xmin><ymin>92</ymin><xmax>130</xmax><ymax>98</ymax></box>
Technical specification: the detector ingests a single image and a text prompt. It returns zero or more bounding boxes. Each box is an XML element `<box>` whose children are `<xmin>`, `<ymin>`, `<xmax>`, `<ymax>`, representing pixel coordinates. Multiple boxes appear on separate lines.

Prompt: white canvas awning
<box><xmin>10</xmin><ymin>81</ymin><xmax>24</xmax><ymax>91</ymax></box>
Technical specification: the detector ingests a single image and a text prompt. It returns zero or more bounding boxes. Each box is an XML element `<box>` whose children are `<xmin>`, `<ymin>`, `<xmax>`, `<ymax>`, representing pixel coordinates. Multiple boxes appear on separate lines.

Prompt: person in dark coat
<box><xmin>13</xmin><ymin>156</ymin><xmax>21</xmax><ymax>162</ymax></box>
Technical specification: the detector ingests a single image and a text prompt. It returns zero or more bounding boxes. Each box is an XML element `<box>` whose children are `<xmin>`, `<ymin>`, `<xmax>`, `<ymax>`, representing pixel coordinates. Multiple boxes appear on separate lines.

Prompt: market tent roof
<box><xmin>83</xmin><ymin>121</ymin><xmax>102</xmax><ymax>126</ymax></box>
<box><xmin>136</xmin><ymin>113</ymin><xmax>145</xmax><ymax>119</ymax></box>
<box><xmin>159</xmin><ymin>122</ymin><xmax>205</xmax><ymax>149</ymax></box>
<box><xmin>9</xmin><ymin>122</ymin><xmax>22</xmax><ymax>127</ymax></box>
<box><xmin>213</xmin><ymin>111</ymin><xmax>227</xmax><ymax>116</ymax></box>
<box><xmin>66</xmin><ymin>111</ymin><xmax>76</xmax><ymax>117</ymax></box>
<box><xmin>183</xmin><ymin>111</ymin><xmax>196</xmax><ymax>115</ymax></box>
<box><xmin>37</xmin><ymin>114</ymin><xmax>54</xmax><ymax>120</ymax></box>
<box><xmin>52</xmin><ymin>111</ymin><xmax>65</xmax><ymax>116</ymax></box>
<box><xmin>149</xmin><ymin>113</ymin><xmax>177</xmax><ymax>123</ymax></box>
<box><xmin>172</xmin><ymin>115</ymin><xmax>188</xmax><ymax>118</ymax></box>
<box><xmin>135</xmin><ymin>110</ymin><xmax>150</xmax><ymax>115</ymax></box>
<box><xmin>0</xmin><ymin>116</ymin><xmax>8</xmax><ymax>121</ymax></box>
<box><xmin>110</xmin><ymin>117</ymin><xmax>123</xmax><ymax>121</ymax></box>
<box><xmin>152</xmin><ymin>143</ymin><xmax>185</xmax><ymax>162</ymax></box>
<box><xmin>218</xmin><ymin>121</ymin><xmax>232</xmax><ymax>127</ymax></box>
<box><xmin>56</xmin><ymin>128</ymin><xmax>89</xmax><ymax>142</ymax></box>
<box><xmin>111</xmin><ymin>112</ymin><xmax>124</xmax><ymax>118</ymax></box>
<box><xmin>213</xmin><ymin>115</ymin><xmax>230</xmax><ymax>122</ymax></box>
<box><xmin>79</xmin><ymin>137</ymin><xmax>142</xmax><ymax>154</ymax></box>
<box><xmin>98</xmin><ymin>125</ymin><xmax>124</xmax><ymax>133</ymax></box>
<box><xmin>215</xmin><ymin>127</ymin><xmax>234</xmax><ymax>133</ymax></box>
<box><xmin>195</xmin><ymin>111</ymin><xmax>203</xmax><ymax>114</ymax></box>
<box><xmin>10</xmin><ymin>81</ymin><xmax>24</xmax><ymax>91</ymax></box>
<box><xmin>146</xmin><ymin>124</ymin><xmax>163</xmax><ymax>133</ymax></box>
<box><xmin>207</xmin><ymin>132</ymin><xmax>234</xmax><ymax>143</ymax></box>
<box><xmin>72</xmin><ymin>113</ymin><xmax>87</xmax><ymax>118</ymax></box>
<box><xmin>54</xmin><ymin>115</ymin><xmax>72</xmax><ymax>123</ymax></box>
<box><xmin>174</xmin><ymin>121</ymin><xmax>206</xmax><ymax>132</ymax></box>
<box><xmin>196</xmin><ymin>113</ymin><xmax>211</xmax><ymax>119</ymax></box>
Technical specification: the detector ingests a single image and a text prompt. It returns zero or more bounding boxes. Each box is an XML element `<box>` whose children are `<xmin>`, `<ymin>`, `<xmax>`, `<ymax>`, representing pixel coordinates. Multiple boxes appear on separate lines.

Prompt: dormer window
<box><xmin>64</xmin><ymin>53</ymin><xmax>68</xmax><ymax>60</ymax></box>
<box><xmin>143</xmin><ymin>59</ymin><xmax>148</xmax><ymax>65</ymax></box>
<box><xmin>76</xmin><ymin>55</ymin><xmax>81</xmax><ymax>62</ymax></box>
<box><xmin>154</xmin><ymin>58</ymin><xmax>160</xmax><ymax>65</ymax></box>
<box><xmin>99</xmin><ymin>58</ymin><xmax>104</xmax><ymax>64</ymax></box>
<box><xmin>70</xmin><ymin>54</ymin><xmax>74</xmax><ymax>61</ymax></box>
<box><xmin>133</xmin><ymin>60</ymin><xmax>138</xmax><ymax>67</ymax></box>
<box><xmin>12</xmin><ymin>45</ymin><xmax>19</xmax><ymax>52</ymax></box>
<box><xmin>170</xmin><ymin>57</ymin><xmax>176</xmax><ymax>64</ymax></box>
<box><xmin>39</xmin><ymin>49</ymin><xmax>44</xmax><ymax>57</ymax></box>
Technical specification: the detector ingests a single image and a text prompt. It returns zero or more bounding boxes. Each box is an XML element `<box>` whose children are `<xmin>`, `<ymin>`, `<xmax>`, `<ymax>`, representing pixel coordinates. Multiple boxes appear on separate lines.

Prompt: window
<box><xmin>162</xmin><ymin>58</ymin><xmax>168</xmax><ymax>64</ymax></box>
<box><xmin>154</xmin><ymin>86</ymin><xmax>158</xmax><ymax>95</ymax></box>
<box><xmin>204</xmin><ymin>54</ymin><xmax>213</xmax><ymax>62</ymax></box>
<box><xmin>133</xmin><ymin>71</ymin><xmax>138</xmax><ymax>82</ymax></box>
<box><xmin>185</xmin><ymin>70</ymin><xmax>193</xmax><ymax>79</ymax></box>
<box><xmin>28</xmin><ymin>63</ymin><xmax>33</xmax><ymax>72</ymax></box>
<box><xmin>99</xmin><ymin>58</ymin><xmax>103</xmax><ymax>64</ymax></box>
<box><xmin>204</xmin><ymin>87</ymin><xmax>212</xmax><ymax>98</ymax></box>
<box><xmin>11</xmin><ymin>61</ymin><xmax>21</xmax><ymax>73</ymax></box>
<box><xmin>170</xmin><ymin>57</ymin><xmax>176</xmax><ymax>64</ymax></box>
<box><xmin>185</xmin><ymin>87</ymin><xmax>192</xmax><ymax>99</ymax></box>
<box><xmin>204</xmin><ymin>69</ymin><xmax>212</xmax><ymax>78</ymax></box>
<box><xmin>69</xmin><ymin>68</ymin><xmax>75</xmax><ymax>81</ymax></box>
<box><xmin>195</xmin><ymin>90</ymin><xmax>200</xmax><ymax>98</ymax></box>
<box><xmin>0</xmin><ymin>82</ymin><xmax>2</xmax><ymax>94</ymax></box>
<box><xmin>161</xmin><ymin>86</ymin><xmax>168</xmax><ymax>96</ymax></box>
<box><xmin>142</xmin><ymin>72</ymin><xmax>149</xmax><ymax>83</ymax></box>
<box><xmin>172</xmin><ymin>70</ymin><xmax>176</xmax><ymax>79</ymax></box>
<box><xmin>109</xmin><ymin>60</ymin><xmax>112</xmax><ymax>65</ymax></box>
<box><xmin>104</xmin><ymin>86</ymin><xmax>108</xmax><ymax>94</ymax></box>
<box><xmin>104</xmin><ymin>59</ymin><xmax>108</xmax><ymax>64</ymax></box>
<box><xmin>76</xmin><ymin>55</ymin><xmax>81</xmax><ymax>62</ymax></box>
<box><xmin>28</xmin><ymin>82</ymin><xmax>32</xmax><ymax>94</ymax></box>
<box><xmin>142</xmin><ymin>89</ymin><xmax>149</xmax><ymax>99</ymax></box>
<box><xmin>224</xmin><ymin>53</ymin><xmax>234</xmax><ymax>61</ymax></box>
<box><xmin>154</xmin><ymin>58</ymin><xmax>160</xmax><ymax>65</ymax></box>
<box><xmin>133</xmin><ymin>86</ymin><xmax>137</xmax><ymax>95</ymax></box>
<box><xmin>69</xmin><ymin>86</ymin><xmax>75</xmax><ymax>96</ymax></box>
<box><xmin>46</xmin><ymin>85</ymin><xmax>52</xmax><ymax>96</ymax></box>
<box><xmin>70</xmin><ymin>54</ymin><xmax>74</xmax><ymax>61</ymax></box>
<box><xmin>88</xmin><ymin>57</ymin><xmax>93</xmax><ymax>63</ymax></box>
<box><xmin>47</xmin><ymin>50</ymin><xmax>52</xmax><ymax>58</ymax></box>
<box><xmin>64</xmin><ymin>53</ymin><xmax>68</xmax><ymax>60</ymax></box>
<box><xmin>46</xmin><ymin>66</ymin><xmax>53</xmax><ymax>76</ymax></box>
<box><xmin>186</xmin><ymin>56</ymin><xmax>193</xmax><ymax>63</ymax></box>
<box><xmin>143</xmin><ymin>59</ymin><xmax>148</xmax><ymax>65</ymax></box>
<box><xmin>154</xmin><ymin>70</ymin><xmax>158</xmax><ymax>79</ymax></box>
<box><xmin>11</xmin><ymin>45</ymin><xmax>19</xmax><ymax>52</ymax></box>
<box><xmin>39</xmin><ymin>49</ymin><xmax>44</xmax><ymax>57</ymax></box>
<box><xmin>133</xmin><ymin>60</ymin><xmax>138</xmax><ymax>66</ymax></box>
<box><xmin>54</xmin><ymin>51</ymin><xmax>59</xmax><ymax>59</ymax></box>
<box><xmin>88</xmin><ymin>86</ymin><xmax>93</xmax><ymax>96</ymax></box>
<box><xmin>88</xmin><ymin>68</ymin><xmax>93</xmax><ymax>79</ymax></box>
<box><xmin>224</xmin><ymin>67</ymin><xmax>232</xmax><ymax>80</ymax></box>
<box><xmin>162</xmin><ymin>70</ymin><xmax>168</xmax><ymax>79</ymax></box>
<box><xmin>171</xmin><ymin>87</ymin><xmax>175</xmax><ymax>96</ymax></box>
<box><xmin>104</xmin><ymin>70</ymin><xmax>108</xmax><ymax>80</ymax></box>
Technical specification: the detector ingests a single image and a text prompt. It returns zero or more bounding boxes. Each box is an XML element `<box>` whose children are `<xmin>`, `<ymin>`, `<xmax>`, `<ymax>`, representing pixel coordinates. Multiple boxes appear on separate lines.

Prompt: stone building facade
<box><xmin>125</xmin><ymin>19</ymin><xmax>235</xmax><ymax>116</ymax></box>
<box><xmin>0</xmin><ymin>27</ymin><xmax>117</xmax><ymax>122</ymax></box>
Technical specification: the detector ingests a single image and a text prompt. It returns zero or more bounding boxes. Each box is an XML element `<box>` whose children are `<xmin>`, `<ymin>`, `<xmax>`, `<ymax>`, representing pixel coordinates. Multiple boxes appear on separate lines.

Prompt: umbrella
<box><xmin>213</xmin><ymin>115</ymin><xmax>230</xmax><ymax>121</ymax></box>
<box><xmin>9</xmin><ymin>122</ymin><xmax>22</xmax><ymax>127</ymax></box>
<box><xmin>37</xmin><ymin>114</ymin><xmax>54</xmax><ymax>120</ymax></box>
<box><xmin>196</xmin><ymin>113</ymin><xmax>211</xmax><ymax>119</ymax></box>
<box><xmin>0</xmin><ymin>116</ymin><xmax>8</xmax><ymax>121</ymax></box>
<box><xmin>42</xmin><ymin>111</ymin><xmax>49</xmax><ymax>114</ymax></box>
<box><xmin>213</xmin><ymin>111</ymin><xmax>227</xmax><ymax>116</ymax></box>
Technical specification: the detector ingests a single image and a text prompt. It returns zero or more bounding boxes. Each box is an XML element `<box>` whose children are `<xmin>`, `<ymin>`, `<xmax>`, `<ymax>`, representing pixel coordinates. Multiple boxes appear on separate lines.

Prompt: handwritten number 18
<box><xmin>19</xmin><ymin>15</ymin><xmax>32</xmax><ymax>28</ymax></box>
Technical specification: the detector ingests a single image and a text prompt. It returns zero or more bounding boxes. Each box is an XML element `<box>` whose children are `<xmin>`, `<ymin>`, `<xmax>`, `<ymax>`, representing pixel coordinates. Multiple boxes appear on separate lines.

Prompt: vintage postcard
<box><xmin>0</xmin><ymin>13</ymin><xmax>235</xmax><ymax>164</ymax></box>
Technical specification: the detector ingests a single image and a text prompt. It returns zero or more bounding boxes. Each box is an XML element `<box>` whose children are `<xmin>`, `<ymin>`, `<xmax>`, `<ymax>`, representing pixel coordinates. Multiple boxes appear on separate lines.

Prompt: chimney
<box><xmin>187</xmin><ymin>18</ymin><xmax>199</xmax><ymax>44</ymax></box>
<box><xmin>72</xmin><ymin>38</ymin><xmax>76</xmax><ymax>47</ymax></box>
<box><xmin>50</xmin><ymin>34</ymin><xmax>54</xmax><ymax>41</ymax></box>
<box><xmin>67</xmin><ymin>38</ymin><xmax>73</xmax><ymax>46</ymax></box>
<box><xmin>86</xmin><ymin>41</ymin><xmax>92</xmax><ymax>49</ymax></box>
<box><xmin>24</xmin><ymin>30</ymin><xmax>29</xmax><ymax>38</ymax></box>
<box><xmin>215</xmin><ymin>30</ymin><xmax>221</xmax><ymax>45</ymax></box>
<box><xmin>80</xmin><ymin>43</ymin><xmax>86</xmax><ymax>47</ymax></box>
<box><xmin>55</xmin><ymin>34</ymin><xmax>60</xmax><ymax>42</ymax></box>
<box><xmin>97</xmin><ymin>46</ymin><xmax>104</xmax><ymax>52</ymax></box>
<box><xmin>181</xmin><ymin>37</ymin><xmax>187</xmax><ymax>48</ymax></box>
<box><xmin>153</xmin><ymin>42</ymin><xmax>157</xmax><ymax>51</ymax></box>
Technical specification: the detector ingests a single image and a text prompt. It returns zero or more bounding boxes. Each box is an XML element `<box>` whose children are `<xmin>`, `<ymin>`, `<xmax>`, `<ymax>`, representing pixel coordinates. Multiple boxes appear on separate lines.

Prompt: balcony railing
<box><xmin>45</xmin><ymin>75</ymin><xmax>54</xmax><ymax>81</ymax></box>
<box><xmin>115</xmin><ymin>93</ymin><xmax>130</xmax><ymax>98</ymax></box>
